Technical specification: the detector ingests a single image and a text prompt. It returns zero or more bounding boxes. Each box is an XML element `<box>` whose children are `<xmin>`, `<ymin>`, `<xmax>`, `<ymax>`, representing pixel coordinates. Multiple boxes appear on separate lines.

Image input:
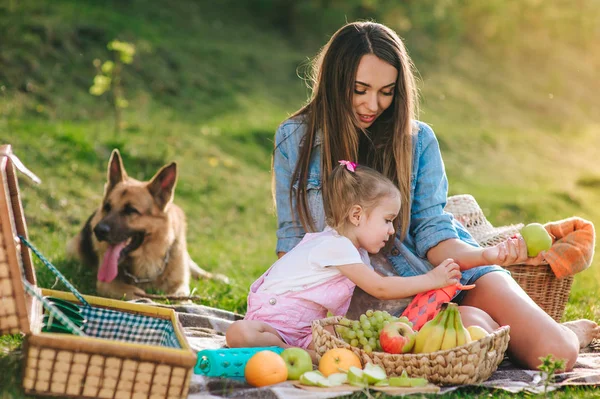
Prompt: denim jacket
<box><xmin>273</xmin><ymin>117</ymin><xmax>480</xmax><ymax>278</ymax></box>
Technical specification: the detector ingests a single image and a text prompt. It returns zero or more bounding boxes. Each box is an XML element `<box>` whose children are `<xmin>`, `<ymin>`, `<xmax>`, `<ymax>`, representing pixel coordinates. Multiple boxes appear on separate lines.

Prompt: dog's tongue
<box><xmin>98</xmin><ymin>242</ymin><xmax>127</xmax><ymax>282</ymax></box>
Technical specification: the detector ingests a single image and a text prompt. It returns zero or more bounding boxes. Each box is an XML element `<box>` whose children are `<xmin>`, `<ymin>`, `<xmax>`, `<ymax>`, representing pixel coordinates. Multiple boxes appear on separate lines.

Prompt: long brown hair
<box><xmin>288</xmin><ymin>21</ymin><xmax>418</xmax><ymax>241</ymax></box>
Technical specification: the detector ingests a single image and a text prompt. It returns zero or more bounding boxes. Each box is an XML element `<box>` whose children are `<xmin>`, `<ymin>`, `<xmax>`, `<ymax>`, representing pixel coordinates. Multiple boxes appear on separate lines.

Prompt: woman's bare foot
<box><xmin>562</xmin><ymin>319</ymin><xmax>600</xmax><ymax>348</ymax></box>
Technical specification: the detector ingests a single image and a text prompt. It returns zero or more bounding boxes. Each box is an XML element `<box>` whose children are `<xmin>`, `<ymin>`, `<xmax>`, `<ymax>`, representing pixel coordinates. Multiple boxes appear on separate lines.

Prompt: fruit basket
<box><xmin>444</xmin><ymin>194</ymin><xmax>572</xmax><ymax>322</ymax></box>
<box><xmin>312</xmin><ymin>316</ymin><xmax>510</xmax><ymax>386</ymax></box>
<box><xmin>0</xmin><ymin>145</ymin><xmax>196</xmax><ymax>398</ymax></box>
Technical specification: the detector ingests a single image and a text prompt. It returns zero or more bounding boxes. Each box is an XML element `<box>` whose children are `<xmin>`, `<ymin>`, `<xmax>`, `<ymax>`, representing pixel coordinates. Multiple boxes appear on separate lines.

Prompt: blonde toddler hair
<box><xmin>324</xmin><ymin>162</ymin><xmax>400</xmax><ymax>235</ymax></box>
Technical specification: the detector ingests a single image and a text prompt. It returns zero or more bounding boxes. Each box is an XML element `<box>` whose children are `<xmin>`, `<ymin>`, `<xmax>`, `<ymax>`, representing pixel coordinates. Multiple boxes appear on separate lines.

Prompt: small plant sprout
<box><xmin>538</xmin><ymin>354</ymin><xmax>566</xmax><ymax>394</ymax></box>
<box><xmin>89</xmin><ymin>39</ymin><xmax>136</xmax><ymax>135</ymax></box>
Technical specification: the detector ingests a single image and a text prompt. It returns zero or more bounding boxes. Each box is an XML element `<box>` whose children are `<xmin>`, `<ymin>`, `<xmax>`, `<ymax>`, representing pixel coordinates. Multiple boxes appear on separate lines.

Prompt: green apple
<box><xmin>347</xmin><ymin>366</ymin><xmax>367</xmax><ymax>387</ymax></box>
<box><xmin>374</xmin><ymin>379</ymin><xmax>390</xmax><ymax>387</ymax></box>
<box><xmin>362</xmin><ymin>363</ymin><xmax>387</xmax><ymax>384</ymax></box>
<box><xmin>520</xmin><ymin>223</ymin><xmax>552</xmax><ymax>257</ymax></box>
<box><xmin>299</xmin><ymin>371</ymin><xmax>326</xmax><ymax>386</ymax></box>
<box><xmin>389</xmin><ymin>370</ymin><xmax>411</xmax><ymax>387</ymax></box>
<box><xmin>389</xmin><ymin>370</ymin><xmax>428</xmax><ymax>387</ymax></box>
<box><xmin>408</xmin><ymin>377</ymin><xmax>429</xmax><ymax>387</ymax></box>
<box><xmin>316</xmin><ymin>378</ymin><xmax>333</xmax><ymax>388</ymax></box>
<box><xmin>327</xmin><ymin>373</ymin><xmax>348</xmax><ymax>386</ymax></box>
<box><xmin>281</xmin><ymin>348</ymin><xmax>313</xmax><ymax>380</ymax></box>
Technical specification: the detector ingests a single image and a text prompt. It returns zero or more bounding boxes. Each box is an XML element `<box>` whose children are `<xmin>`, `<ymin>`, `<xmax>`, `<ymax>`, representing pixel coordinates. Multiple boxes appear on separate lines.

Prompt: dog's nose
<box><xmin>94</xmin><ymin>223</ymin><xmax>111</xmax><ymax>241</ymax></box>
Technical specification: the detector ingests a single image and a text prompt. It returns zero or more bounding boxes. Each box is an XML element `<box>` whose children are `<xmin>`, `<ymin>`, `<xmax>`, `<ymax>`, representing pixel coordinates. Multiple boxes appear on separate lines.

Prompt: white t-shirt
<box><xmin>257</xmin><ymin>227</ymin><xmax>371</xmax><ymax>295</ymax></box>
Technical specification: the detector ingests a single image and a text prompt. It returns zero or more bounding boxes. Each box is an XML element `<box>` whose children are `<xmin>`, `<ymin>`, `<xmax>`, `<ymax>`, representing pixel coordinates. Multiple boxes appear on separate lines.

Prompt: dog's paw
<box><xmin>188</xmin><ymin>258</ymin><xmax>230</xmax><ymax>284</ymax></box>
<box><xmin>121</xmin><ymin>287</ymin><xmax>147</xmax><ymax>300</ymax></box>
<box><xmin>213</xmin><ymin>273</ymin><xmax>230</xmax><ymax>285</ymax></box>
<box><xmin>97</xmin><ymin>281</ymin><xmax>146</xmax><ymax>300</ymax></box>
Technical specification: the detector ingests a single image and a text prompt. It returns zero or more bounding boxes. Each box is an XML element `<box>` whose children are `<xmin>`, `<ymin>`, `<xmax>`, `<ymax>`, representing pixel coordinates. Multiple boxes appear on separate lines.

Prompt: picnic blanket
<box><xmin>139</xmin><ymin>301</ymin><xmax>600</xmax><ymax>398</ymax></box>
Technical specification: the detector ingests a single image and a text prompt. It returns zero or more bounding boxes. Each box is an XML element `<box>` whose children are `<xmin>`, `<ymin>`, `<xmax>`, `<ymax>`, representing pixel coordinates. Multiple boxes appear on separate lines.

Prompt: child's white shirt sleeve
<box><xmin>309</xmin><ymin>236</ymin><xmax>366</xmax><ymax>269</ymax></box>
<box><xmin>257</xmin><ymin>229</ymin><xmax>373</xmax><ymax>295</ymax></box>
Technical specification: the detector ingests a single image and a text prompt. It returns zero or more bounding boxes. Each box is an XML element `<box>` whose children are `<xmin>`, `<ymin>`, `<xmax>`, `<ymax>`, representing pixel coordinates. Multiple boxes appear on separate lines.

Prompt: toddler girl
<box><xmin>226</xmin><ymin>161</ymin><xmax>461</xmax><ymax>352</ymax></box>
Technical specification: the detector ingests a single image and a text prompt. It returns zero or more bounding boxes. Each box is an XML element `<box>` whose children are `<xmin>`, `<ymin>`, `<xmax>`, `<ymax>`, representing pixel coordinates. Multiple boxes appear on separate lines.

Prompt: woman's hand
<box><xmin>428</xmin><ymin>258</ymin><xmax>462</xmax><ymax>288</ymax></box>
<box><xmin>482</xmin><ymin>236</ymin><xmax>546</xmax><ymax>266</ymax></box>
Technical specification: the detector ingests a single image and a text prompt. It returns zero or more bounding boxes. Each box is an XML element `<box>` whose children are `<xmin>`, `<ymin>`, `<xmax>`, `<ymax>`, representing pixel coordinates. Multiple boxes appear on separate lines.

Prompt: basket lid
<box><xmin>0</xmin><ymin>144</ymin><xmax>38</xmax><ymax>335</ymax></box>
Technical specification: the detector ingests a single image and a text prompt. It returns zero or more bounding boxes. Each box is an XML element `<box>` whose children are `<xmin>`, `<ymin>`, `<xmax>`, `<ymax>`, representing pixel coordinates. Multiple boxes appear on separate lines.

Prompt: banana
<box><xmin>421</xmin><ymin>307</ymin><xmax>449</xmax><ymax>353</ymax></box>
<box><xmin>413</xmin><ymin>307</ymin><xmax>445</xmax><ymax>353</ymax></box>
<box><xmin>454</xmin><ymin>304</ymin><xmax>472</xmax><ymax>346</ymax></box>
<box><xmin>440</xmin><ymin>305</ymin><xmax>457</xmax><ymax>350</ymax></box>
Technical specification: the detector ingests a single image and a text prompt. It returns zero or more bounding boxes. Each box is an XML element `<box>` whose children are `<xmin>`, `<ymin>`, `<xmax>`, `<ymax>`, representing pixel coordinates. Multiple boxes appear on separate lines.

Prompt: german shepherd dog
<box><xmin>67</xmin><ymin>149</ymin><xmax>224</xmax><ymax>299</ymax></box>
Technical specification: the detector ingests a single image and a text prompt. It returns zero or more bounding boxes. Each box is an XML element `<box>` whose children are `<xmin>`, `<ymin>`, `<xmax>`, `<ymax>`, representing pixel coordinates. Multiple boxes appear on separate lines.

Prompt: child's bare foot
<box><xmin>562</xmin><ymin>319</ymin><xmax>600</xmax><ymax>348</ymax></box>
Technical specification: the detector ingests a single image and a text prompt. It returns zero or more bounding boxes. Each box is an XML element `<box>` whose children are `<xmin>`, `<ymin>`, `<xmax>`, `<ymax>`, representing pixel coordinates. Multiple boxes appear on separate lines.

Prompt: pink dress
<box><xmin>244</xmin><ymin>229</ymin><xmax>364</xmax><ymax>348</ymax></box>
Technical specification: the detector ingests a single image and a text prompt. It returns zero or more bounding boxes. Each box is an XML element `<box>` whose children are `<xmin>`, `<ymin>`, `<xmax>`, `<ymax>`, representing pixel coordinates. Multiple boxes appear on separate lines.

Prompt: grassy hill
<box><xmin>1</xmin><ymin>1</ymin><xmax>600</xmax><ymax>397</ymax></box>
<box><xmin>1</xmin><ymin>0</ymin><xmax>314</xmax><ymax>313</ymax></box>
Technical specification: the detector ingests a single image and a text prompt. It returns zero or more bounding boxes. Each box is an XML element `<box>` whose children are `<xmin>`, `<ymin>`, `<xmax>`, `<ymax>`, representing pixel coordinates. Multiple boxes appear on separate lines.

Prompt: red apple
<box><xmin>379</xmin><ymin>322</ymin><xmax>416</xmax><ymax>354</ymax></box>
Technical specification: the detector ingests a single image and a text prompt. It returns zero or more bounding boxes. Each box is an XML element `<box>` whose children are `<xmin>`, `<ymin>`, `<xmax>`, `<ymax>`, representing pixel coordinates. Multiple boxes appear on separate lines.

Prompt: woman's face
<box><xmin>352</xmin><ymin>54</ymin><xmax>398</xmax><ymax>128</ymax></box>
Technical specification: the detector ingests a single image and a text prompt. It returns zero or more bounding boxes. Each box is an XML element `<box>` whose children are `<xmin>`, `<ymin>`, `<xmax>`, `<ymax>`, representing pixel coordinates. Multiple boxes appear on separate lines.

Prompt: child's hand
<box><xmin>428</xmin><ymin>258</ymin><xmax>461</xmax><ymax>289</ymax></box>
<box><xmin>482</xmin><ymin>236</ymin><xmax>546</xmax><ymax>266</ymax></box>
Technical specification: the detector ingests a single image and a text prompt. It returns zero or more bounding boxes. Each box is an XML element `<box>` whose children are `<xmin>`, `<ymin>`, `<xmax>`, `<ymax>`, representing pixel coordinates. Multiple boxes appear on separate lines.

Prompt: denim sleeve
<box><xmin>274</xmin><ymin>122</ymin><xmax>305</xmax><ymax>253</ymax></box>
<box><xmin>410</xmin><ymin>123</ymin><xmax>460</xmax><ymax>258</ymax></box>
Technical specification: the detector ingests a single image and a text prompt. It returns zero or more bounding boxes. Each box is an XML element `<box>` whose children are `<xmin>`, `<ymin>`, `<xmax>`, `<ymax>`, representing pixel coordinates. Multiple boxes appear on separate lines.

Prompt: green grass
<box><xmin>1</xmin><ymin>0</ymin><xmax>600</xmax><ymax>398</ymax></box>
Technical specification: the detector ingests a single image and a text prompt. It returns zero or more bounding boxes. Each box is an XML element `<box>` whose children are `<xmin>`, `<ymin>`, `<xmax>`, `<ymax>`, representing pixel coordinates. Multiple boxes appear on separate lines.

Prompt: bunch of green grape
<box><xmin>335</xmin><ymin>309</ymin><xmax>412</xmax><ymax>354</ymax></box>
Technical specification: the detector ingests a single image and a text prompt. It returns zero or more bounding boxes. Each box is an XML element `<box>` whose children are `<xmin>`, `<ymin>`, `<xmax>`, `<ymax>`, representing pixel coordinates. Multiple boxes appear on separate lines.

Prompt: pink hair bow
<box><xmin>338</xmin><ymin>160</ymin><xmax>357</xmax><ymax>172</ymax></box>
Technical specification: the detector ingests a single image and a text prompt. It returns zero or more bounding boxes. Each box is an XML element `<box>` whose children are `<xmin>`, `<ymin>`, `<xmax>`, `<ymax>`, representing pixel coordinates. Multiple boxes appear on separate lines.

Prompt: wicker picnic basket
<box><xmin>313</xmin><ymin>316</ymin><xmax>510</xmax><ymax>385</ymax></box>
<box><xmin>0</xmin><ymin>145</ymin><xmax>196</xmax><ymax>399</ymax></box>
<box><xmin>444</xmin><ymin>194</ymin><xmax>573</xmax><ymax>322</ymax></box>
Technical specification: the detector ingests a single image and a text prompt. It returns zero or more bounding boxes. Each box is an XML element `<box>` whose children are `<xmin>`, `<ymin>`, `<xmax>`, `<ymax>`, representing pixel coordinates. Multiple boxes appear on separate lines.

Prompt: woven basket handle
<box><xmin>312</xmin><ymin>316</ymin><xmax>344</xmax><ymax>340</ymax></box>
<box><xmin>21</xmin><ymin>279</ymin><xmax>86</xmax><ymax>336</ymax></box>
<box><xmin>18</xmin><ymin>235</ymin><xmax>90</xmax><ymax>307</ymax></box>
<box><xmin>318</xmin><ymin>316</ymin><xmax>342</xmax><ymax>326</ymax></box>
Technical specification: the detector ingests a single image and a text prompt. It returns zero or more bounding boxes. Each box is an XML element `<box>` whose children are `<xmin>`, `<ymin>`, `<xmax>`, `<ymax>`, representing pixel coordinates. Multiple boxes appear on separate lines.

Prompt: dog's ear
<box><xmin>105</xmin><ymin>149</ymin><xmax>127</xmax><ymax>196</ymax></box>
<box><xmin>147</xmin><ymin>162</ymin><xmax>177</xmax><ymax>210</ymax></box>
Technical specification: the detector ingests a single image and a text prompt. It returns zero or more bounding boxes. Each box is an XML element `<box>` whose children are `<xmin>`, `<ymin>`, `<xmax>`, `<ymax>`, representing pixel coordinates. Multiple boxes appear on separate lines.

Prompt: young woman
<box><xmin>270</xmin><ymin>21</ymin><xmax>599</xmax><ymax>370</ymax></box>
<box><xmin>226</xmin><ymin>162</ymin><xmax>462</xmax><ymax>353</ymax></box>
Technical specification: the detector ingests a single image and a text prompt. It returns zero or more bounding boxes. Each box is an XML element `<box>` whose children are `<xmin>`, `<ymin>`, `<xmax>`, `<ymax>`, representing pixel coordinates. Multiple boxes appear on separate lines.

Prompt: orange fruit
<box><xmin>244</xmin><ymin>350</ymin><xmax>288</xmax><ymax>387</ymax></box>
<box><xmin>318</xmin><ymin>348</ymin><xmax>362</xmax><ymax>376</ymax></box>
